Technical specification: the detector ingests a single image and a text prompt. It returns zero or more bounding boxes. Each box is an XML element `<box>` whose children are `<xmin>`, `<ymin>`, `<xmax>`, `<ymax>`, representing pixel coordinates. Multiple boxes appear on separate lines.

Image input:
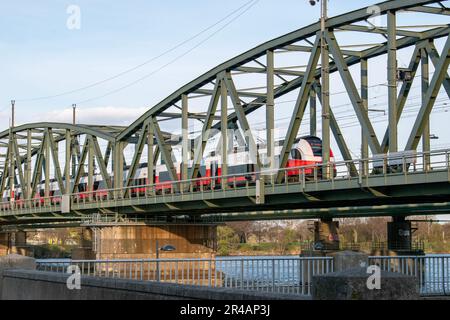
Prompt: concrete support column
<box><xmin>14</xmin><ymin>231</ymin><xmax>26</xmax><ymax>247</ymax></box>
<box><xmin>72</xmin><ymin>228</ymin><xmax>95</xmax><ymax>260</ymax></box>
<box><xmin>313</xmin><ymin>218</ymin><xmax>340</xmax><ymax>251</ymax></box>
<box><xmin>94</xmin><ymin>225</ymin><xmax>217</xmax><ymax>260</ymax></box>
<box><xmin>0</xmin><ymin>233</ymin><xmax>11</xmax><ymax>256</ymax></box>
<box><xmin>387</xmin><ymin>216</ymin><xmax>412</xmax><ymax>251</ymax></box>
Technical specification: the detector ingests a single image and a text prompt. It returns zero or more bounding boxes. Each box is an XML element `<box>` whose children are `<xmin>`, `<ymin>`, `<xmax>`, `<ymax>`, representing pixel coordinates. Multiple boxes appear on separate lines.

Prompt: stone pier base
<box><xmin>90</xmin><ymin>224</ymin><xmax>217</xmax><ymax>260</ymax></box>
<box><xmin>312</xmin><ymin>268</ymin><xmax>419</xmax><ymax>300</ymax></box>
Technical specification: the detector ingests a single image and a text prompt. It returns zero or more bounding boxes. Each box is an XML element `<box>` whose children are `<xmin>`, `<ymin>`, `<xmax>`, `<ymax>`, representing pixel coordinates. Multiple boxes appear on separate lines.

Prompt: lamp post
<box><xmin>155</xmin><ymin>240</ymin><xmax>176</xmax><ymax>282</ymax></box>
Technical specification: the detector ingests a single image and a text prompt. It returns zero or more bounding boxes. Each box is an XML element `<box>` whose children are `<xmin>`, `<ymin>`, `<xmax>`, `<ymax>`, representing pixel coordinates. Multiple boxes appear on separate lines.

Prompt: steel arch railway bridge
<box><xmin>0</xmin><ymin>0</ymin><xmax>449</xmax><ymax>230</ymax></box>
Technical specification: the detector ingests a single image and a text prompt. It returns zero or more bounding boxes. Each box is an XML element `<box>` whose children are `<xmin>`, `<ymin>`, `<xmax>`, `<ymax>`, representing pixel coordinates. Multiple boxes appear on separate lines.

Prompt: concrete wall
<box><xmin>1</xmin><ymin>269</ymin><xmax>307</xmax><ymax>300</ymax></box>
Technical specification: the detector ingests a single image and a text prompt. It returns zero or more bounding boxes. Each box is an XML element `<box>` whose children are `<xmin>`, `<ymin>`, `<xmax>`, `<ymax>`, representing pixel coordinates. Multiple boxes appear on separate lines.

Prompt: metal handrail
<box><xmin>2</xmin><ymin>148</ymin><xmax>450</xmax><ymax>213</ymax></box>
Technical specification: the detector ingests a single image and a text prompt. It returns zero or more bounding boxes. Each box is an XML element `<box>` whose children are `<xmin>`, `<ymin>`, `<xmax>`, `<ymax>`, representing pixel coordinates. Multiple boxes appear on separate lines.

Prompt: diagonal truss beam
<box><xmin>325</xmin><ymin>31</ymin><xmax>382</xmax><ymax>154</ymax></box>
<box><xmin>406</xmin><ymin>34</ymin><xmax>450</xmax><ymax>151</ymax></box>
<box><xmin>276</xmin><ymin>35</ymin><xmax>321</xmax><ymax>183</ymax></box>
<box><xmin>424</xmin><ymin>40</ymin><xmax>450</xmax><ymax>98</ymax></box>
<box><xmin>12</xmin><ymin>134</ymin><xmax>26</xmax><ymax>199</ymax></box>
<box><xmin>46</xmin><ymin>129</ymin><xmax>65</xmax><ymax>195</ymax></box>
<box><xmin>313</xmin><ymin>82</ymin><xmax>358</xmax><ymax>176</ymax></box>
<box><xmin>124</xmin><ymin>123</ymin><xmax>148</xmax><ymax>196</ymax></box>
<box><xmin>72</xmin><ymin>137</ymin><xmax>89</xmax><ymax>194</ymax></box>
<box><xmin>90</xmin><ymin>136</ymin><xmax>112</xmax><ymax>192</ymax></box>
<box><xmin>150</xmin><ymin>117</ymin><xmax>178</xmax><ymax>184</ymax></box>
<box><xmin>223</xmin><ymin>72</ymin><xmax>262</xmax><ymax>169</ymax></box>
<box><xmin>381</xmin><ymin>45</ymin><xmax>422</xmax><ymax>152</ymax></box>
<box><xmin>190</xmin><ymin>80</ymin><xmax>221</xmax><ymax>180</ymax></box>
<box><xmin>30</xmin><ymin>134</ymin><xmax>47</xmax><ymax>199</ymax></box>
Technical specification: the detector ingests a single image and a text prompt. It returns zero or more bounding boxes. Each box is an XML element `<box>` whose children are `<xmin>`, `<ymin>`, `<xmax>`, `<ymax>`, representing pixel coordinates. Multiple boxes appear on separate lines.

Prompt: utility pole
<box><xmin>9</xmin><ymin>100</ymin><xmax>15</xmax><ymax>206</ymax></box>
<box><xmin>72</xmin><ymin>104</ymin><xmax>76</xmax><ymax>125</ymax></box>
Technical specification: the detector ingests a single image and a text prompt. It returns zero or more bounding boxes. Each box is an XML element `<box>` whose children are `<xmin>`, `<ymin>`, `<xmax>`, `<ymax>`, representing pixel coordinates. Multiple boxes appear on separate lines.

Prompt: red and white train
<box><xmin>2</xmin><ymin>136</ymin><xmax>335</xmax><ymax>206</ymax></box>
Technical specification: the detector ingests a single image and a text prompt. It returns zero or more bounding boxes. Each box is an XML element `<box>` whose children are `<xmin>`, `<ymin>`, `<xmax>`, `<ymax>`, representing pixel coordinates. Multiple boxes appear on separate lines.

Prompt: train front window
<box><xmin>290</xmin><ymin>149</ymin><xmax>302</xmax><ymax>160</ymax></box>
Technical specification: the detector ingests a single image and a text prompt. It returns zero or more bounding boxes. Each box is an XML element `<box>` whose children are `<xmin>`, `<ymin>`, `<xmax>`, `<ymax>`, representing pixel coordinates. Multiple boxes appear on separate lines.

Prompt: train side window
<box><xmin>290</xmin><ymin>149</ymin><xmax>302</xmax><ymax>160</ymax></box>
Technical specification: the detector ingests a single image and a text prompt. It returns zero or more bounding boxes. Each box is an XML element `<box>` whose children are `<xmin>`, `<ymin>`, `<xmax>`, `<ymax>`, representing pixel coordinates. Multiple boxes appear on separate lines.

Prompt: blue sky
<box><xmin>0</xmin><ymin>0</ymin><xmax>386</xmax><ymax>125</ymax></box>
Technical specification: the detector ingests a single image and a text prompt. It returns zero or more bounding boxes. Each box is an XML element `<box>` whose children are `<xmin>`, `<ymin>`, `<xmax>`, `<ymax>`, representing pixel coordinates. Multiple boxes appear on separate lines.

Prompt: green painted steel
<box><xmin>0</xmin><ymin>0</ymin><xmax>449</xmax><ymax>229</ymax></box>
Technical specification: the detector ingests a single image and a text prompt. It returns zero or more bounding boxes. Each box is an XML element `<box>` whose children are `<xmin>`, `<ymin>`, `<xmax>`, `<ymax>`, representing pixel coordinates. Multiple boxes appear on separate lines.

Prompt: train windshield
<box><xmin>304</xmin><ymin>136</ymin><xmax>322</xmax><ymax>157</ymax></box>
<box><xmin>290</xmin><ymin>149</ymin><xmax>302</xmax><ymax>160</ymax></box>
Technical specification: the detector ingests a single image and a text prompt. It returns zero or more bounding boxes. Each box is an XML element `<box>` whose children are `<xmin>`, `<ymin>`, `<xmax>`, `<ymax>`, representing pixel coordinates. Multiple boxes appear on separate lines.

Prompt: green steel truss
<box><xmin>0</xmin><ymin>0</ymin><xmax>449</xmax><ymax>228</ymax></box>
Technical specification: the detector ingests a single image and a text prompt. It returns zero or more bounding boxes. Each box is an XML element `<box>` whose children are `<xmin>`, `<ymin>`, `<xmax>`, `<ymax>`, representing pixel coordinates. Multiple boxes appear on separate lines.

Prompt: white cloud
<box><xmin>26</xmin><ymin>106</ymin><xmax>149</xmax><ymax>126</ymax></box>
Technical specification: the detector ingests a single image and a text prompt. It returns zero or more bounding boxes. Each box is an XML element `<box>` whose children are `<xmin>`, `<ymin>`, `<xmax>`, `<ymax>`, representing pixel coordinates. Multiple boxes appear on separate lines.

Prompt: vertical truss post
<box><xmin>118</xmin><ymin>141</ymin><xmax>124</xmax><ymax>196</ymax></box>
<box><xmin>181</xmin><ymin>94</ymin><xmax>189</xmax><ymax>190</ymax></box>
<box><xmin>88</xmin><ymin>136</ymin><xmax>94</xmax><ymax>201</ymax></box>
<box><xmin>321</xmin><ymin>29</ymin><xmax>331</xmax><ymax>179</ymax></box>
<box><xmin>421</xmin><ymin>48</ymin><xmax>430</xmax><ymax>170</ymax></box>
<box><xmin>65</xmin><ymin>130</ymin><xmax>71</xmax><ymax>194</ymax></box>
<box><xmin>26</xmin><ymin>129</ymin><xmax>32</xmax><ymax>200</ymax></box>
<box><xmin>388</xmin><ymin>10</ymin><xmax>398</xmax><ymax>153</ymax></box>
<box><xmin>221</xmin><ymin>80</ymin><xmax>228</xmax><ymax>190</ymax></box>
<box><xmin>381</xmin><ymin>46</ymin><xmax>421</xmax><ymax>153</ymax></box>
<box><xmin>310</xmin><ymin>84</ymin><xmax>317</xmax><ymax>137</ymax></box>
<box><xmin>147</xmin><ymin>121</ymin><xmax>154</xmax><ymax>191</ymax></box>
<box><xmin>266</xmin><ymin>50</ymin><xmax>275</xmax><ymax>174</ymax></box>
<box><xmin>8</xmin><ymin>129</ymin><xmax>14</xmax><ymax>205</ymax></box>
<box><xmin>44</xmin><ymin>133</ymin><xmax>50</xmax><ymax>204</ymax></box>
<box><xmin>361</xmin><ymin>58</ymin><xmax>369</xmax><ymax>175</ymax></box>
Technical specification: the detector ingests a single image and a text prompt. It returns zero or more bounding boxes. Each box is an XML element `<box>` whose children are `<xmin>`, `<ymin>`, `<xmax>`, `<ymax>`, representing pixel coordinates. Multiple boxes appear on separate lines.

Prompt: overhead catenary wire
<box><xmin>14</xmin><ymin>0</ymin><xmax>260</xmax><ymax>104</ymax></box>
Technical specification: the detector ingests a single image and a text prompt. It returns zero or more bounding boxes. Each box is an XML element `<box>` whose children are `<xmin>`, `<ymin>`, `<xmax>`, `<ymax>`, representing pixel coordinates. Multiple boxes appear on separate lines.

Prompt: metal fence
<box><xmin>369</xmin><ymin>255</ymin><xmax>450</xmax><ymax>296</ymax></box>
<box><xmin>36</xmin><ymin>256</ymin><xmax>334</xmax><ymax>296</ymax></box>
<box><xmin>36</xmin><ymin>255</ymin><xmax>450</xmax><ymax>297</ymax></box>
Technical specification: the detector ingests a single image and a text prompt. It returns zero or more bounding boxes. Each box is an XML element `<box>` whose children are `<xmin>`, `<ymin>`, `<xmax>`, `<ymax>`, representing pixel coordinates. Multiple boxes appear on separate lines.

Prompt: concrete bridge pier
<box><xmin>312</xmin><ymin>218</ymin><xmax>340</xmax><ymax>251</ymax></box>
<box><xmin>0</xmin><ymin>231</ymin><xmax>28</xmax><ymax>257</ymax></box>
<box><xmin>387</xmin><ymin>216</ymin><xmax>413</xmax><ymax>252</ymax></box>
<box><xmin>0</xmin><ymin>233</ymin><xmax>10</xmax><ymax>256</ymax></box>
<box><xmin>77</xmin><ymin>224</ymin><xmax>218</xmax><ymax>260</ymax></box>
